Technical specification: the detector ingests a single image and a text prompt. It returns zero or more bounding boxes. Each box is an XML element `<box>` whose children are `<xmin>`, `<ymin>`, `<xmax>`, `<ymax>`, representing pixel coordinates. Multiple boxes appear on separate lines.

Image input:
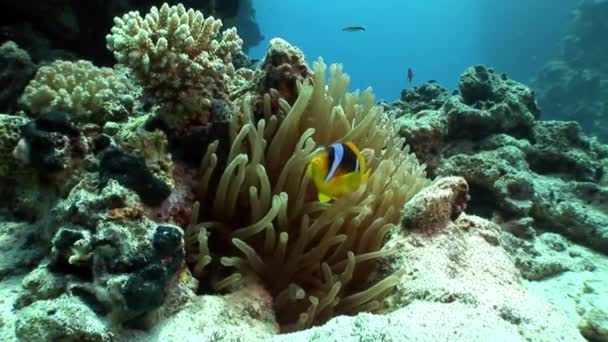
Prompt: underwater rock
<box><xmin>18</xmin><ymin>110</ymin><xmax>83</xmax><ymax>174</ymax></box>
<box><xmin>398</xmin><ymin>80</ymin><xmax>452</xmax><ymax>114</ymax></box>
<box><xmin>394</xmin><ymin>109</ymin><xmax>446</xmax><ymax>172</ymax></box>
<box><xmin>15</xmin><ymin>265</ymin><xmax>68</xmax><ymax>309</ymax></box>
<box><xmin>255</xmin><ymin>37</ymin><xmax>311</xmax><ymax>104</ymax></box>
<box><xmin>112</xmin><ymin>114</ymin><xmax>175</xmax><ymax>188</ymax></box>
<box><xmin>0</xmin><ymin>41</ymin><xmax>36</xmax><ymax>113</ymax></box>
<box><xmin>15</xmin><ymin>295</ymin><xmax>113</xmax><ymax>341</ymax></box>
<box><xmin>122</xmin><ymin>224</ymin><xmax>184</xmax><ymax>312</ymax></box>
<box><xmin>12</xmin><ymin>173</ymin><xmax>185</xmax><ymax>329</ymax></box>
<box><xmin>526</xmin><ymin>120</ymin><xmax>601</xmax><ymax>182</ymax></box>
<box><xmin>99</xmin><ymin>149</ymin><xmax>171</xmax><ymax>206</ymax></box>
<box><xmin>436</xmin><ymin>143</ymin><xmax>608</xmax><ymax>253</ymax></box>
<box><xmin>167</xmin><ymin>98</ymin><xmax>232</xmax><ymax>166</ymax></box>
<box><xmin>0</xmin><ymin>220</ymin><xmax>46</xmax><ymax>280</ymax></box>
<box><xmin>401</xmin><ymin>176</ymin><xmax>470</xmax><ymax>231</ymax></box>
<box><xmin>123</xmin><ymin>282</ymin><xmax>277</xmax><ymax>341</ymax></box>
<box><xmin>501</xmin><ymin>232</ymin><xmax>597</xmax><ymax>281</ymax></box>
<box><xmin>447</xmin><ymin>65</ymin><xmax>540</xmax><ymax>139</ymax></box>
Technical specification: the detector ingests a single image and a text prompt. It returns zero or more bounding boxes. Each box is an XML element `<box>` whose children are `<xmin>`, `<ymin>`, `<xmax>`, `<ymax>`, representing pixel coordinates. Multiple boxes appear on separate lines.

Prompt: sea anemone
<box><xmin>186</xmin><ymin>58</ymin><xmax>429</xmax><ymax>331</ymax></box>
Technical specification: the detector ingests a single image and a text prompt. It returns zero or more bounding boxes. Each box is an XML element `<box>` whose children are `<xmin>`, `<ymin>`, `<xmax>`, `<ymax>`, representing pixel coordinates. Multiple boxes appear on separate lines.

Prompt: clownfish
<box><xmin>306</xmin><ymin>142</ymin><xmax>370</xmax><ymax>203</ymax></box>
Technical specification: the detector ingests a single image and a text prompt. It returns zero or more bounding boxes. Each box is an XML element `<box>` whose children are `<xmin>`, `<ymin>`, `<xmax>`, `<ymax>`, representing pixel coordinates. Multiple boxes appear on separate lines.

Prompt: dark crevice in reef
<box><xmin>465</xmin><ymin>183</ymin><xmax>498</xmax><ymax>219</ymax></box>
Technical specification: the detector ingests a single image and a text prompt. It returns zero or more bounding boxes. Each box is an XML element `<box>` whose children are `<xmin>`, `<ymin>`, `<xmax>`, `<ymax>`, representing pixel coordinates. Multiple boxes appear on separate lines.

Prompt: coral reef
<box><xmin>532</xmin><ymin>0</ymin><xmax>608</xmax><ymax>141</ymax></box>
<box><xmin>1</xmin><ymin>2</ymin><xmax>607</xmax><ymax>341</ymax></box>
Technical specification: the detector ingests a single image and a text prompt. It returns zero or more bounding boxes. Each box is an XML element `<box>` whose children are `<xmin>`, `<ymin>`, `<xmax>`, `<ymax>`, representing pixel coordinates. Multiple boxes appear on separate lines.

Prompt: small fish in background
<box><xmin>407</xmin><ymin>67</ymin><xmax>414</xmax><ymax>86</ymax></box>
<box><xmin>306</xmin><ymin>142</ymin><xmax>370</xmax><ymax>203</ymax></box>
<box><xmin>342</xmin><ymin>26</ymin><xmax>366</xmax><ymax>32</ymax></box>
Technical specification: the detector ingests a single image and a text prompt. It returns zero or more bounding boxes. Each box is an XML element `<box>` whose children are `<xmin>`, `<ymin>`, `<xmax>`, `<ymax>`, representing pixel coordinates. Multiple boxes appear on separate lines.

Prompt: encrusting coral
<box><xmin>0</xmin><ymin>114</ymin><xmax>30</xmax><ymax>180</ymax></box>
<box><xmin>187</xmin><ymin>56</ymin><xmax>429</xmax><ymax>331</ymax></box>
<box><xmin>106</xmin><ymin>3</ymin><xmax>243</xmax><ymax>129</ymax></box>
<box><xmin>19</xmin><ymin>60</ymin><xmax>139</xmax><ymax>125</ymax></box>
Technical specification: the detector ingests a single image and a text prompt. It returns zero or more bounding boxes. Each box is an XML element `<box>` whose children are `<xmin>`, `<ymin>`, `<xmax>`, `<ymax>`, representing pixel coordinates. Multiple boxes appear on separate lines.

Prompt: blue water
<box><xmin>250</xmin><ymin>0</ymin><xmax>578</xmax><ymax>101</ymax></box>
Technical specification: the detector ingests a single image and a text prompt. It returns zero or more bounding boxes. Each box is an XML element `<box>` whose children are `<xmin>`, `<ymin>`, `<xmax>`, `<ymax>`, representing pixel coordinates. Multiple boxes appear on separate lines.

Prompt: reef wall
<box><xmin>532</xmin><ymin>0</ymin><xmax>608</xmax><ymax>142</ymax></box>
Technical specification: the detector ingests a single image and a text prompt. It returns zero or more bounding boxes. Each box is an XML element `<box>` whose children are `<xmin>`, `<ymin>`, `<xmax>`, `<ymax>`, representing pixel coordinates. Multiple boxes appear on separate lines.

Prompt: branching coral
<box><xmin>106</xmin><ymin>3</ymin><xmax>243</xmax><ymax>128</ymax></box>
<box><xmin>187</xmin><ymin>58</ymin><xmax>429</xmax><ymax>331</ymax></box>
<box><xmin>19</xmin><ymin>60</ymin><xmax>139</xmax><ymax>125</ymax></box>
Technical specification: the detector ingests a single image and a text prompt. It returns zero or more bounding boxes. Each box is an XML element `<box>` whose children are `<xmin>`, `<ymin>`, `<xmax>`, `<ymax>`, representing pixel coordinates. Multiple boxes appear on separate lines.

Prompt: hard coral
<box><xmin>106</xmin><ymin>3</ymin><xmax>243</xmax><ymax>129</ymax></box>
<box><xmin>257</xmin><ymin>38</ymin><xmax>311</xmax><ymax>104</ymax></box>
<box><xmin>188</xmin><ymin>57</ymin><xmax>429</xmax><ymax>331</ymax></box>
<box><xmin>19</xmin><ymin>60</ymin><xmax>139</xmax><ymax>125</ymax></box>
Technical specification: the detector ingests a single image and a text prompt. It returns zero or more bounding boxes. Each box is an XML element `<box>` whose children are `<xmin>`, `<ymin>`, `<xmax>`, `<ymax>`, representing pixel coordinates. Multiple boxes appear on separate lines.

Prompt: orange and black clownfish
<box><xmin>306</xmin><ymin>141</ymin><xmax>370</xmax><ymax>203</ymax></box>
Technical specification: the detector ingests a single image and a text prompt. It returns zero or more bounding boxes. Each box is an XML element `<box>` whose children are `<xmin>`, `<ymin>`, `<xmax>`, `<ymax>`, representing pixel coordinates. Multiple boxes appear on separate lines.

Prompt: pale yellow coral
<box><xmin>19</xmin><ymin>60</ymin><xmax>139</xmax><ymax>124</ymax></box>
<box><xmin>106</xmin><ymin>3</ymin><xmax>244</xmax><ymax>126</ymax></box>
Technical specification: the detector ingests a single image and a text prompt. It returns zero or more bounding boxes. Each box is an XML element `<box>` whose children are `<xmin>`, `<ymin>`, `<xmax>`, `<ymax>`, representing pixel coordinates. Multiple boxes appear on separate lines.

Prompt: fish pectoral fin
<box><xmin>339</xmin><ymin>172</ymin><xmax>363</xmax><ymax>193</ymax></box>
<box><xmin>306</xmin><ymin>162</ymin><xmax>315</xmax><ymax>178</ymax></box>
<box><xmin>318</xmin><ymin>192</ymin><xmax>333</xmax><ymax>203</ymax></box>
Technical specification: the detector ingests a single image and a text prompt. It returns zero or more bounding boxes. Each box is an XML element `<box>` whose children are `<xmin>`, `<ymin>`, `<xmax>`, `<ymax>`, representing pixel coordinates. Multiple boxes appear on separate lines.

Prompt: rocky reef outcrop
<box><xmin>389</xmin><ymin>65</ymin><xmax>608</xmax><ymax>254</ymax></box>
<box><xmin>532</xmin><ymin>0</ymin><xmax>608</xmax><ymax>142</ymax></box>
<box><xmin>386</xmin><ymin>63</ymin><xmax>608</xmax><ymax>341</ymax></box>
